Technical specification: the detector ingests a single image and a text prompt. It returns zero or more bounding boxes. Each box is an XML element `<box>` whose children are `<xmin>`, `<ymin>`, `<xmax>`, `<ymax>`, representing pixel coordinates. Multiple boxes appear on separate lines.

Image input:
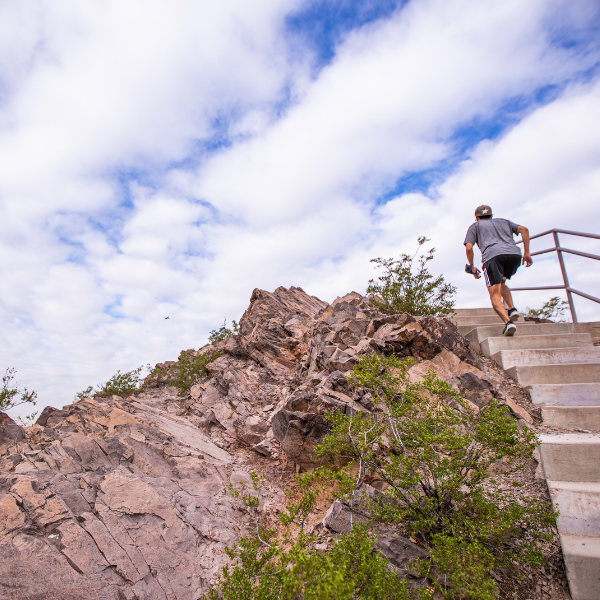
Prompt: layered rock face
<box><xmin>0</xmin><ymin>286</ymin><xmax>518</xmax><ymax>600</ymax></box>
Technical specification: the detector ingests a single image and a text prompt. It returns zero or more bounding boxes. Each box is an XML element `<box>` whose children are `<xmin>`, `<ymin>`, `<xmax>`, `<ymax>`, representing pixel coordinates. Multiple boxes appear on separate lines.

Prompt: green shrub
<box><xmin>208</xmin><ymin>319</ymin><xmax>240</xmax><ymax>344</ymax></box>
<box><xmin>76</xmin><ymin>365</ymin><xmax>149</xmax><ymax>400</ymax></box>
<box><xmin>313</xmin><ymin>354</ymin><xmax>557</xmax><ymax>599</ymax></box>
<box><xmin>367</xmin><ymin>236</ymin><xmax>456</xmax><ymax>316</ymax></box>
<box><xmin>204</xmin><ymin>470</ymin><xmax>410</xmax><ymax>600</ymax></box>
<box><xmin>1</xmin><ymin>367</ymin><xmax>37</xmax><ymax>414</ymax></box>
<box><xmin>74</xmin><ymin>385</ymin><xmax>95</xmax><ymax>401</ymax></box>
<box><xmin>208</xmin><ymin>526</ymin><xmax>411</xmax><ymax>600</ymax></box>
<box><xmin>525</xmin><ymin>296</ymin><xmax>568</xmax><ymax>321</ymax></box>
<box><xmin>172</xmin><ymin>349</ymin><xmax>221</xmax><ymax>397</ymax></box>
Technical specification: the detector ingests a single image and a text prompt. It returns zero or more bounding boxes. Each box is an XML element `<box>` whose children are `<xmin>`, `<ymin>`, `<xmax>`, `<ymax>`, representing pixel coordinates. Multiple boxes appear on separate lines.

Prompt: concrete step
<box><xmin>539</xmin><ymin>433</ymin><xmax>600</xmax><ymax>482</ymax></box>
<box><xmin>560</xmin><ymin>534</ymin><xmax>600</xmax><ymax>600</ymax></box>
<box><xmin>464</xmin><ymin>322</ymin><xmax>600</xmax><ymax>351</ymax></box>
<box><xmin>507</xmin><ymin>363</ymin><xmax>600</xmax><ymax>386</ymax></box>
<box><xmin>492</xmin><ymin>346</ymin><xmax>600</xmax><ymax>369</ymax></box>
<box><xmin>480</xmin><ymin>333</ymin><xmax>593</xmax><ymax>357</ymax></box>
<box><xmin>451</xmin><ymin>315</ymin><xmax>504</xmax><ymax>327</ymax></box>
<box><xmin>452</xmin><ymin>307</ymin><xmax>498</xmax><ymax>317</ymax></box>
<box><xmin>529</xmin><ymin>383</ymin><xmax>600</xmax><ymax>406</ymax></box>
<box><xmin>542</xmin><ymin>406</ymin><xmax>600</xmax><ymax>430</ymax></box>
<box><xmin>464</xmin><ymin>322</ymin><xmax>578</xmax><ymax>349</ymax></box>
<box><xmin>547</xmin><ymin>481</ymin><xmax>600</xmax><ymax>536</ymax></box>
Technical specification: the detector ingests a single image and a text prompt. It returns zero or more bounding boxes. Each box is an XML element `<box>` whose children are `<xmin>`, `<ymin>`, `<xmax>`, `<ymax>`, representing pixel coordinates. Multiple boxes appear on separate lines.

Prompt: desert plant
<box><xmin>525</xmin><ymin>296</ymin><xmax>569</xmax><ymax>321</ymax></box>
<box><xmin>15</xmin><ymin>411</ymin><xmax>39</xmax><ymax>426</ymax></box>
<box><xmin>205</xmin><ymin>470</ymin><xmax>410</xmax><ymax>600</ymax></box>
<box><xmin>367</xmin><ymin>237</ymin><xmax>456</xmax><ymax>316</ymax></box>
<box><xmin>76</xmin><ymin>365</ymin><xmax>150</xmax><ymax>400</ymax></box>
<box><xmin>1</xmin><ymin>367</ymin><xmax>37</xmax><ymax>415</ymax></box>
<box><xmin>313</xmin><ymin>354</ymin><xmax>557</xmax><ymax>599</ymax></box>
<box><xmin>208</xmin><ymin>319</ymin><xmax>240</xmax><ymax>344</ymax></box>
<box><xmin>74</xmin><ymin>385</ymin><xmax>95</xmax><ymax>401</ymax></box>
<box><xmin>172</xmin><ymin>348</ymin><xmax>221</xmax><ymax>397</ymax></box>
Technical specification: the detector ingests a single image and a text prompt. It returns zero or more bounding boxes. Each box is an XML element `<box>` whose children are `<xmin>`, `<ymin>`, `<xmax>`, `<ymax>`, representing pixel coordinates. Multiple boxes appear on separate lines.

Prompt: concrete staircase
<box><xmin>452</xmin><ymin>308</ymin><xmax>600</xmax><ymax>600</ymax></box>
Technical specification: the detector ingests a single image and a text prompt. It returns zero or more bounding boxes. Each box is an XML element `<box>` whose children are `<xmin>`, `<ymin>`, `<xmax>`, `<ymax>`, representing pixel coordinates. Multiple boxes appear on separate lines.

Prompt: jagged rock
<box><xmin>323</xmin><ymin>499</ymin><xmax>370</xmax><ymax>531</ymax></box>
<box><xmin>35</xmin><ymin>405</ymin><xmax>60</xmax><ymax>427</ymax></box>
<box><xmin>323</xmin><ymin>495</ymin><xmax>429</xmax><ymax>578</ymax></box>
<box><xmin>272</xmin><ymin>409</ymin><xmax>330</xmax><ymax>468</ymax></box>
<box><xmin>0</xmin><ymin>413</ymin><xmax>24</xmax><ymax>451</ymax></box>
<box><xmin>450</xmin><ymin>372</ymin><xmax>496</xmax><ymax>408</ymax></box>
<box><xmin>0</xmin><ymin>286</ymin><xmax>527</xmax><ymax>598</ymax></box>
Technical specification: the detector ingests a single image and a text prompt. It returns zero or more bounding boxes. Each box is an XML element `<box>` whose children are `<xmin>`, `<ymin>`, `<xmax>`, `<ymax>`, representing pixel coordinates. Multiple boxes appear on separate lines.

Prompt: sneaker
<box><xmin>507</xmin><ymin>308</ymin><xmax>520</xmax><ymax>322</ymax></box>
<box><xmin>503</xmin><ymin>322</ymin><xmax>517</xmax><ymax>337</ymax></box>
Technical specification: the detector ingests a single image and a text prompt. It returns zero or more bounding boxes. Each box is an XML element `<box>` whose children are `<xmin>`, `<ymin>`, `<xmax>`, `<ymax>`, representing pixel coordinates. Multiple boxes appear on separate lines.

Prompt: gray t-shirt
<box><xmin>464</xmin><ymin>218</ymin><xmax>521</xmax><ymax>264</ymax></box>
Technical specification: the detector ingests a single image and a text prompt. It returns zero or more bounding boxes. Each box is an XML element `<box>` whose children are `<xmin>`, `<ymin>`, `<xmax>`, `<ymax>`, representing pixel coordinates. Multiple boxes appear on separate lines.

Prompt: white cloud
<box><xmin>0</xmin><ymin>0</ymin><xmax>599</xmax><ymax>416</ymax></box>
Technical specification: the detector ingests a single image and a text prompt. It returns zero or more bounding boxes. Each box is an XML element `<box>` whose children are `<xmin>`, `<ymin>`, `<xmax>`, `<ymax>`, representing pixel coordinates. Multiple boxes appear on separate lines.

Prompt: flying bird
<box><xmin>164</xmin><ymin>316</ymin><xmax>170</xmax><ymax>320</ymax></box>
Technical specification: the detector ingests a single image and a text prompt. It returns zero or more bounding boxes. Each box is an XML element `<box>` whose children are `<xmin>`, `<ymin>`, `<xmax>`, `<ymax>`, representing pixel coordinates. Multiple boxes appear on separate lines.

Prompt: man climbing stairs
<box><xmin>453</xmin><ymin>308</ymin><xmax>600</xmax><ymax>600</ymax></box>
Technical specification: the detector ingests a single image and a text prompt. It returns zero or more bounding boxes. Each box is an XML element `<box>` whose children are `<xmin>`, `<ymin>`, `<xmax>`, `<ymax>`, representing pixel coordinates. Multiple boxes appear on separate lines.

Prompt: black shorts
<box><xmin>482</xmin><ymin>254</ymin><xmax>521</xmax><ymax>287</ymax></box>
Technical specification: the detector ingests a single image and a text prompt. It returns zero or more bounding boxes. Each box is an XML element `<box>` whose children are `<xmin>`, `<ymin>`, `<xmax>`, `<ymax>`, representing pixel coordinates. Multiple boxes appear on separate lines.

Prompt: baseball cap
<box><xmin>475</xmin><ymin>205</ymin><xmax>493</xmax><ymax>217</ymax></box>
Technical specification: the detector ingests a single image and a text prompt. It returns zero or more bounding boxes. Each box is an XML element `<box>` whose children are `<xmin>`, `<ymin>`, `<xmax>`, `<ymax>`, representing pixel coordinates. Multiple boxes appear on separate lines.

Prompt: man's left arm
<box><xmin>517</xmin><ymin>225</ymin><xmax>532</xmax><ymax>267</ymax></box>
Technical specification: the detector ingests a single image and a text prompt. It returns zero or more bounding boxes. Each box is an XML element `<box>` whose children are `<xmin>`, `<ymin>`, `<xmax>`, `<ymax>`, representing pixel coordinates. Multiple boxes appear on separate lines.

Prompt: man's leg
<box><xmin>500</xmin><ymin>281</ymin><xmax>515</xmax><ymax>310</ymax></box>
<box><xmin>488</xmin><ymin>284</ymin><xmax>510</xmax><ymax>324</ymax></box>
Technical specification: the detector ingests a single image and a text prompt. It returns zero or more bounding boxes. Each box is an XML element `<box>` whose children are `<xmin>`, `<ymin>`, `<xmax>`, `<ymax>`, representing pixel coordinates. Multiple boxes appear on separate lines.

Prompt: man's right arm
<box><xmin>465</xmin><ymin>243</ymin><xmax>481</xmax><ymax>278</ymax></box>
<box><xmin>517</xmin><ymin>225</ymin><xmax>532</xmax><ymax>267</ymax></box>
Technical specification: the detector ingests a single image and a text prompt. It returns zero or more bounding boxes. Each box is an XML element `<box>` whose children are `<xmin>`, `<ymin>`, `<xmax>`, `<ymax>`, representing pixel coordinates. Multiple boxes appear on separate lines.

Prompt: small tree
<box><xmin>75</xmin><ymin>365</ymin><xmax>150</xmax><ymax>400</ymax></box>
<box><xmin>208</xmin><ymin>319</ymin><xmax>240</xmax><ymax>344</ymax></box>
<box><xmin>367</xmin><ymin>237</ymin><xmax>456</xmax><ymax>316</ymax></box>
<box><xmin>314</xmin><ymin>354</ymin><xmax>557</xmax><ymax>599</ymax></box>
<box><xmin>1</xmin><ymin>367</ymin><xmax>37</xmax><ymax>415</ymax></box>
<box><xmin>525</xmin><ymin>296</ymin><xmax>569</xmax><ymax>321</ymax></box>
<box><xmin>172</xmin><ymin>349</ymin><xmax>221</xmax><ymax>397</ymax></box>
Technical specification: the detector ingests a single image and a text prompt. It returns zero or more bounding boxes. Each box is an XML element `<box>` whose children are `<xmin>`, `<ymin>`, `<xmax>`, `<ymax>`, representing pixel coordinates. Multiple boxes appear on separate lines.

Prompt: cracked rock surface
<box><xmin>0</xmin><ymin>286</ymin><xmax>544</xmax><ymax>599</ymax></box>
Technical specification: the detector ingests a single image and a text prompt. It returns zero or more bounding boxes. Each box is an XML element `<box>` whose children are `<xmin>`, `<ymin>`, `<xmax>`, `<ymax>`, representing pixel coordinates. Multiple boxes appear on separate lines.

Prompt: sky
<box><xmin>1</xmin><ymin>0</ymin><xmax>599</xmax><ymax>417</ymax></box>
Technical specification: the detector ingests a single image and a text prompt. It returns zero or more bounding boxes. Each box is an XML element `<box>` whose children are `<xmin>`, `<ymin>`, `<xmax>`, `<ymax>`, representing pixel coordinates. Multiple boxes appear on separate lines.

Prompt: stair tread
<box><xmin>547</xmin><ymin>480</ymin><xmax>600</xmax><ymax>492</ymax></box>
<box><xmin>561</xmin><ymin>534</ymin><xmax>600</xmax><ymax>557</ymax></box>
<box><xmin>540</xmin><ymin>433</ymin><xmax>600</xmax><ymax>444</ymax></box>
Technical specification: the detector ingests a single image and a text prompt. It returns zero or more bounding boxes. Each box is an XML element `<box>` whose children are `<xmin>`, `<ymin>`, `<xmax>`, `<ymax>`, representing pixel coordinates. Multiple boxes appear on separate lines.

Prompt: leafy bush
<box><xmin>525</xmin><ymin>296</ymin><xmax>569</xmax><ymax>321</ymax></box>
<box><xmin>313</xmin><ymin>354</ymin><xmax>557</xmax><ymax>599</ymax></box>
<box><xmin>76</xmin><ymin>365</ymin><xmax>149</xmax><ymax>400</ymax></box>
<box><xmin>1</xmin><ymin>367</ymin><xmax>37</xmax><ymax>415</ymax></box>
<box><xmin>204</xmin><ymin>471</ymin><xmax>410</xmax><ymax>600</ymax></box>
<box><xmin>367</xmin><ymin>237</ymin><xmax>456</xmax><ymax>316</ymax></box>
<box><xmin>172</xmin><ymin>349</ymin><xmax>221</xmax><ymax>397</ymax></box>
<box><xmin>209</xmin><ymin>319</ymin><xmax>240</xmax><ymax>344</ymax></box>
<box><xmin>74</xmin><ymin>385</ymin><xmax>95</xmax><ymax>401</ymax></box>
<box><xmin>205</xmin><ymin>526</ymin><xmax>410</xmax><ymax>600</ymax></box>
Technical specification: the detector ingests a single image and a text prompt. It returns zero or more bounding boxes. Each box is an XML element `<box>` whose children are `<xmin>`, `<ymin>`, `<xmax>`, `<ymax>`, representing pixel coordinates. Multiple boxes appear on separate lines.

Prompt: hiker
<box><xmin>464</xmin><ymin>205</ymin><xmax>533</xmax><ymax>336</ymax></box>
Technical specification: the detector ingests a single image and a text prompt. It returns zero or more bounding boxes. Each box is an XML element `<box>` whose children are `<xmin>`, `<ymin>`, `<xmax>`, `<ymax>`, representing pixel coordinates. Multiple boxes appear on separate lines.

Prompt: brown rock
<box><xmin>0</xmin><ymin>286</ymin><xmax>535</xmax><ymax>598</ymax></box>
<box><xmin>0</xmin><ymin>412</ymin><xmax>24</xmax><ymax>451</ymax></box>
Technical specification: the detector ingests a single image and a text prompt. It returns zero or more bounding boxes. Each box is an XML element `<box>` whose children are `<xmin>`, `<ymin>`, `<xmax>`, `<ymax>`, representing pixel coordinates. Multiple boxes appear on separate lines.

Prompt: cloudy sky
<box><xmin>1</xmin><ymin>0</ymin><xmax>599</xmax><ymax>416</ymax></box>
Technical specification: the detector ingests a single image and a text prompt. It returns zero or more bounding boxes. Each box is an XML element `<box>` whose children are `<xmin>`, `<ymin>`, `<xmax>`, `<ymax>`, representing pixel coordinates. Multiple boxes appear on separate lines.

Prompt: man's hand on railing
<box><xmin>522</xmin><ymin>252</ymin><xmax>533</xmax><ymax>267</ymax></box>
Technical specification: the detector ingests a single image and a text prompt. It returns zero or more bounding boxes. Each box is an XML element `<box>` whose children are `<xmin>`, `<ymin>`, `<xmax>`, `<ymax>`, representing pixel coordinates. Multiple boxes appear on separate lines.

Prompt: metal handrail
<box><xmin>512</xmin><ymin>229</ymin><xmax>600</xmax><ymax>323</ymax></box>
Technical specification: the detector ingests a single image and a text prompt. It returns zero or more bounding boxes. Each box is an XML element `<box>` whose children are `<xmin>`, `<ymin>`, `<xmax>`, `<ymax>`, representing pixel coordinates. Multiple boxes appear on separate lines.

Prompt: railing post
<box><xmin>553</xmin><ymin>231</ymin><xmax>578</xmax><ymax>323</ymax></box>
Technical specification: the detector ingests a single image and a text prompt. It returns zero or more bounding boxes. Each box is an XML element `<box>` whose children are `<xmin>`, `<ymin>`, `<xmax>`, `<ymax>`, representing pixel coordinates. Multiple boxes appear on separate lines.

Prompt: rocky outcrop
<box><xmin>0</xmin><ymin>412</ymin><xmax>24</xmax><ymax>452</ymax></box>
<box><xmin>0</xmin><ymin>286</ymin><xmax>528</xmax><ymax>599</ymax></box>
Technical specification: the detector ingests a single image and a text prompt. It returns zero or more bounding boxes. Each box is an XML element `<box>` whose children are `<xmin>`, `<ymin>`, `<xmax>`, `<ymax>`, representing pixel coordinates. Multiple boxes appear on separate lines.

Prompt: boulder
<box><xmin>0</xmin><ymin>412</ymin><xmax>24</xmax><ymax>449</ymax></box>
<box><xmin>450</xmin><ymin>372</ymin><xmax>496</xmax><ymax>408</ymax></box>
<box><xmin>323</xmin><ymin>497</ymin><xmax>429</xmax><ymax>576</ymax></box>
<box><xmin>35</xmin><ymin>406</ymin><xmax>61</xmax><ymax>427</ymax></box>
<box><xmin>271</xmin><ymin>409</ymin><xmax>330</xmax><ymax>468</ymax></box>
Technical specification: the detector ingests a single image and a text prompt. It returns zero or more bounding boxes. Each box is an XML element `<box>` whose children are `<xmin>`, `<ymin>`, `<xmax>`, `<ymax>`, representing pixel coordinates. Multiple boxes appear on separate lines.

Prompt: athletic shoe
<box><xmin>503</xmin><ymin>322</ymin><xmax>517</xmax><ymax>337</ymax></box>
<box><xmin>507</xmin><ymin>308</ymin><xmax>520</xmax><ymax>322</ymax></box>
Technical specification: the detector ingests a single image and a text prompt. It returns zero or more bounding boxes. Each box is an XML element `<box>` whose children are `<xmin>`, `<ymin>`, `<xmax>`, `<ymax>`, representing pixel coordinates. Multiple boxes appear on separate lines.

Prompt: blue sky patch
<box><xmin>286</xmin><ymin>0</ymin><xmax>407</xmax><ymax>69</ymax></box>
